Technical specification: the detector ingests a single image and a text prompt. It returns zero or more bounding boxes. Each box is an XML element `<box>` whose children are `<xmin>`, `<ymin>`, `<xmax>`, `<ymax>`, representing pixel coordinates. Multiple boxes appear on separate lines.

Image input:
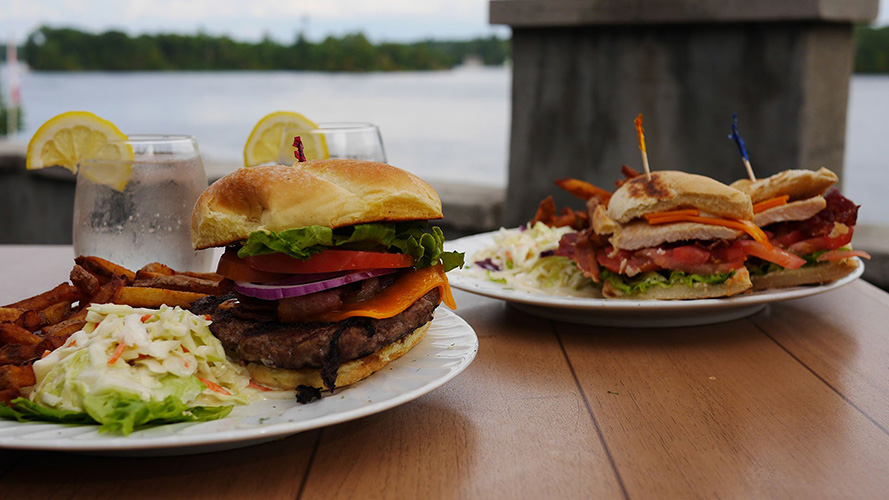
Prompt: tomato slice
<box><xmin>711</xmin><ymin>242</ymin><xmax>747</xmax><ymax>265</ymax></box>
<box><xmin>736</xmin><ymin>240</ymin><xmax>806</xmax><ymax>269</ymax></box>
<box><xmin>787</xmin><ymin>228</ymin><xmax>854</xmax><ymax>255</ymax></box>
<box><xmin>771</xmin><ymin>229</ymin><xmax>807</xmax><ymax>248</ymax></box>
<box><xmin>596</xmin><ymin>248</ymin><xmax>660</xmax><ymax>276</ymax></box>
<box><xmin>816</xmin><ymin>249</ymin><xmax>871</xmax><ymax>262</ymax></box>
<box><xmin>634</xmin><ymin>246</ymin><xmax>741</xmax><ymax>275</ymax></box>
<box><xmin>217</xmin><ymin>251</ymin><xmax>291</xmax><ymax>282</ymax></box>
<box><xmin>672</xmin><ymin>245</ymin><xmax>710</xmax><ymax>265</ymax></box>
<box><xmin>245</xmin><ymin>249</ymin><xmax>414</xmax><ymax>274</ymax></box>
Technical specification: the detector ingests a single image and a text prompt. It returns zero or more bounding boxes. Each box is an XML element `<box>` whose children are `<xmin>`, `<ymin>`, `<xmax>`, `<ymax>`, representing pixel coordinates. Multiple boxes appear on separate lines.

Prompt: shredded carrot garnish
<box><xmin>140</xmin><ymin>314</ymin><xmax>152</xmax><ymax>323</ymax></box>
<box><xmin>643</xmin><ymin>209</ymin><xmax>700</xmax><ymax>222</ymax></box>
<box><xmin>248</xmin><ymin>380</ymin><xmax>273</xmax><ymax>392</ymax></box>
<box><xmin>735</xmin><ymin>219</ymin><xmax>772</xmax><ymax>247</ymax></box>
<box><xmin>753</xmin><ymin>195</ymin><xmax>790</xmax><ymax>214</ymax></box>
<box><xmin>198</xmin><ymin>376</ymin><xmax>231</xmax><ymax>396</ymax></box>
<box><xmin>41</xmin><ymin>350</ymin><xmax>51</xmax><ymax>359</ymax></box>
<box><xmin>108</xmin><ymin>341</ymin><xmax>127</xmax><ymax>365</ymax></box>
<box><xmin>645</xmin><ymin>214</ymin><xmax>772</xmax><ymax>247</ymax></box>
<box><xmin>204</xmin><ymin>314</ymin><xmax>212</xmax><ymax>321</ymax></box>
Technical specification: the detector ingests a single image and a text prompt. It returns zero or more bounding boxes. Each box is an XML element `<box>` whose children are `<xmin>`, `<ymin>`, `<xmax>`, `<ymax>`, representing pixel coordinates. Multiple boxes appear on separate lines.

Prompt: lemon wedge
<box><xmin>243</xmin><ymin>111</ymin><xmax>329</xmax><ymax>167</ymax></box>
<box><xmin>26</xmin><ymin>111</ymin><xmax>134</xmax><ymax>191</ymax></box>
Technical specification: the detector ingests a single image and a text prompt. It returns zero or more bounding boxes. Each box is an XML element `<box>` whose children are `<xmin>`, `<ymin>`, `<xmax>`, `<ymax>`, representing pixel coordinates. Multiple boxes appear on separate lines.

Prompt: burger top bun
<box><xmin>730</xmin><ymin>167</ymin><xmax>838</xmax><ymax>204</ymax></box>
<box><xmin>191</xmin><ymin>159</ymin><xmax>443</xmax><ymax>250</ymax></box>
<box><xmin>607</xmin><ymin>170</ymin><xmax>753</xmax><ymax>224</ymax></box>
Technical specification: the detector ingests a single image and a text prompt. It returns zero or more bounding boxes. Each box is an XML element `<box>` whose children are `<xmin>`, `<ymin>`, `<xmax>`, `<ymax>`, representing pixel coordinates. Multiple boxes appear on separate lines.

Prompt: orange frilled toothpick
<box><xmin>634</xmin><ymin>113</ymin><xmax>652</xmax><ymax>181</ymax></box>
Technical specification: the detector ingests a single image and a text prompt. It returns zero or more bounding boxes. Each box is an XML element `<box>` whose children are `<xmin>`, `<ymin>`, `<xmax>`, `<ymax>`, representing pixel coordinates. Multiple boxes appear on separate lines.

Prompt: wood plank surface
<box><xmin>750</xmin><ymin>280</ymin><xmax>889</xmax><ymax>428</ymax></box>
<box><xmin>0</xmin><ymin>431</ymin><xmax>319</xmax><ymax>500</ymax></box>
<box><xmin>299</xmin><ymin>292</ymin><xmax>624</xmax><ymax>499</ymax></box>
<box><xmin>559</xmin><ymin>281</ymin><xmax>889</xmax><ymax>498</ymax></box>
<box><xmin>2</xmin><ymin>245</ymin><xmax>889</xmax><ymax>499</ymax></box>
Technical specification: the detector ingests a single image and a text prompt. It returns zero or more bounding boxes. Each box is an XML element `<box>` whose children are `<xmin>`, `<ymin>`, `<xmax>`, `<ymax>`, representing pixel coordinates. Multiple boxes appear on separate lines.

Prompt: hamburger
<box><xmin>730</xmin><ymin>167</ymin><xmax>870</xmax><ymax>289</ymax></box>
<box><xmin>564</xmin><ymin>170</ymin><xmax>805</xmax><ymax>299</ymax></box>
<box><xmin>188</xmin><ymin>159</ymin><xmax>464</xmax><ymax>393</ymax></box>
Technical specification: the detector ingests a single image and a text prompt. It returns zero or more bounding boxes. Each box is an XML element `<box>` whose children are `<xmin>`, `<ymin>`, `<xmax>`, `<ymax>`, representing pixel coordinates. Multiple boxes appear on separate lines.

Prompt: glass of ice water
<box><xmin>73</xmin><ymin>135</ymin><xmax>213</xmax><ymax>272</ymax></box>
<box><xmin>277</xmin><ymin>123</ymin><xmax>387</xmax><ymax>164</ymax></box>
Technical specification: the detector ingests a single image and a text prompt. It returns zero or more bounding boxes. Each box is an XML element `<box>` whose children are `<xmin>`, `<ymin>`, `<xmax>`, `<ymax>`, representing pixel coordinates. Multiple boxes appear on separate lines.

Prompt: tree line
<box><xmin>10</xmin><ymin>25</ymin><xmax>889</xmax><ymax>73</ymax></box>
<box><xmin>854</xmin><ymin>25</ymin><xmax>889</xmax><ymax>73</ymax></box>
<box><xmin>14</xmin><ymin>26</ymin><xmax>509</xmax><ymax>72</ymax></box>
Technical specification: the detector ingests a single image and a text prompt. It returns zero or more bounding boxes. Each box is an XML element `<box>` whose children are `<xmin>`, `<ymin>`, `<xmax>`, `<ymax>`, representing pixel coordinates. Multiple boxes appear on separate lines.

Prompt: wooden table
<box><xmin>1</xmin><ymin>245</ymin><xmax>889</xmax><ymax>498</ymax></box>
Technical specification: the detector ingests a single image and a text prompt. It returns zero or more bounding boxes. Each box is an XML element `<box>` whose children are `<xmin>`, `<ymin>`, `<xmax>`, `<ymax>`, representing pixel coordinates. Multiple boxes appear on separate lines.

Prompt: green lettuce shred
<box><xmin>747</xmin><ymin>247</ymin><xmax>849</xmax><ymax>276</ymax></box>
<box><xmin>0</xmin><ymin>393</ymin><xmax>232</xmax><ymax>436</ymax></box>
<box><xmin>238</xmin><ymin>221</ymin><xmax>464</xmax><ymax>271</ymax></box>
<box><xmin>600</xmin><ymin>270</ymin><xmax>734</xmax><ymax>296</ymax></box>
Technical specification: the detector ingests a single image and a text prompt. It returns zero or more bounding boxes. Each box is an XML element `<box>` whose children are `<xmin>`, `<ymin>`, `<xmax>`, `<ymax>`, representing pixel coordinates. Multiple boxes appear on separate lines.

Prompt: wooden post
<box><xmin>491</xmin><ymin>0</ymin><xmax>878</xmax><ymax>226</ymax></box>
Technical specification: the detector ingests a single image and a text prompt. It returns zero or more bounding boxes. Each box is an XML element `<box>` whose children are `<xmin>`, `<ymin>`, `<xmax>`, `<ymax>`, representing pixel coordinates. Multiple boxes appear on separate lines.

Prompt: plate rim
<box><xmin>0</xmin><ymin>308</ymin><xmax>478</xmax><ymax>454</ymax></box>
<box><xmin>447</xmin><ymin>229</ymin><xmax>865</xmax><ymax>313</ymax></box>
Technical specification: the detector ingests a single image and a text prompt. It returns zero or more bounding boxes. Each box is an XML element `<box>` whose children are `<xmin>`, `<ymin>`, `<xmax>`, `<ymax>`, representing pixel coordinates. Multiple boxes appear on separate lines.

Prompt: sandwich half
<box><xmin>559</xmin><ymin>171</ymin><xmax>805</xmax><ymax>300</ymax></box>
<box><xmin>730</xmin><ymin>167</ymin><xmax>869</xmax><ymax>289</ymax></box>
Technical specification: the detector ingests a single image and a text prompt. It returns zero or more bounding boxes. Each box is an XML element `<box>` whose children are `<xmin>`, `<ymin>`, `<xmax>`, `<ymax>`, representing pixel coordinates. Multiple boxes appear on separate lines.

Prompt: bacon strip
<box><xmin>572</xmin><ymin>229</ymin><xmax>601</xmax><ymax>282</ymax></box>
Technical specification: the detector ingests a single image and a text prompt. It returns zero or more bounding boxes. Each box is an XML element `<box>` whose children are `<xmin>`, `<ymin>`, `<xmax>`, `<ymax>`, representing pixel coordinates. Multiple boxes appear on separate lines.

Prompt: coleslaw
<box><xmin>459</xmin><ymin>222</ymin><xmax>597</xmax><ymax>297</ymax></box>
<box><xmin>1</xmin><ymin>304</ymin><xmax>262</xmax><ymax>434</ymax></box>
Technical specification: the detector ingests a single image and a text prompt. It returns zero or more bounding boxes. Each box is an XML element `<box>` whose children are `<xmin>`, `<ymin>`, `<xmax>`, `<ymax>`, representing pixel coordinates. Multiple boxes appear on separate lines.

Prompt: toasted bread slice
<box><xmin>603</xmin><ymin>267</ymin><xmax>752</xmax><ymax>300</ymax></box>
<box><xmin>731</xmin><ymin>167</ymin><xmax>837</xmax><ymax>204</ymax></box>
<box><xmin>750</xmin><ymin>259</ymin><xmax>858</xmax><ymax>290</ymax></box>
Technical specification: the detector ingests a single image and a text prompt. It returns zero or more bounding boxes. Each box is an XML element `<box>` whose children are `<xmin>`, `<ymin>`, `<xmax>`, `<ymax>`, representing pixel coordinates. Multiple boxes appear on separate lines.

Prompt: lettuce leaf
<box><xmin>0</xmin><ymin>391</ymin><xmax>232</xmax><ymax>436</ymax></box>
<box><xmin>600</xmin><ymin>270</ymin><xmax>734</xmax><ymax>296</ymax></box>
<box><xmin>238</xmin><ymin>222</ymin><xmax>464</xmax><ymax>271</ymax></box>
<box><xmin>440</xmin><ymin>251</ymin><xmax>465</xmax><ymax>272</ymax></box>
<box><xmin>747</xmin><ymin>246</ymin><xmax>851</xmax><ymax>275</ymax></box>
<box><xmin>0</xmin><ymin>398</ymin><xmax>94</xmax><ymax>425</ymax></box>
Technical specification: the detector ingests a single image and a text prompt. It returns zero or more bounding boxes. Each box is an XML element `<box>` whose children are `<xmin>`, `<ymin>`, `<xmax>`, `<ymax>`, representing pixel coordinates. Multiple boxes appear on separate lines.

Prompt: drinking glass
<box><xmin>277</xmin><ymin>122</ymin><xmax>387</xmax><ymax>164</ymax></box>
<box><xmin>73</xmin><ymin>135</ymin><xmax>213</xmax><ymax>272</ymax></box>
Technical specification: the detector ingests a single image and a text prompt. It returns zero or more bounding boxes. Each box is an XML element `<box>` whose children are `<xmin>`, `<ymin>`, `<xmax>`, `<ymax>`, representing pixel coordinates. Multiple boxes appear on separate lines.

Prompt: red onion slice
<box><xmin>234</xmin><ymin>268</ymin><xmax>399</xmax><ymax>300</ymax></box>
<box><xmin>268</xmin><ymin>271</ymin><xmax>352</xmax><ymax>286</ymax></box>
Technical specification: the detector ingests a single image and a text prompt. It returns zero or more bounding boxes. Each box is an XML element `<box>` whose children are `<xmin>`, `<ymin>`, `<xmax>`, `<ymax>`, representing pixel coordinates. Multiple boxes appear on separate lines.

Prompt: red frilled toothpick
<box><xmin>293</xmin><ymin>136</ymin><xmax>307</xmax><ymax>162</ymax></box>
<box><xmin>634</xmin><ymin>114</ymin><xmax>652</xmax><ymax>181</ymax></box>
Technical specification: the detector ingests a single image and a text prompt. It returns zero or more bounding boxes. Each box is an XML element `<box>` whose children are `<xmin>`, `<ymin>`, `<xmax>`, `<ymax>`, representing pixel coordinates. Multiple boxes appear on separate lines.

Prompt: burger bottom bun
<box><xmin>247</xmin><ymin>322</ymin><xmax>430</xmax><ymax>391</ymax></box>
<box><xmin>603</xmin><ymin>266</ymin><xmax>752</xmax><ymax>300</ymax></box>
<box><xmin>750</xmin><ymin>259</ymin><xmax>858</xmax><ymax>290</ymax></box>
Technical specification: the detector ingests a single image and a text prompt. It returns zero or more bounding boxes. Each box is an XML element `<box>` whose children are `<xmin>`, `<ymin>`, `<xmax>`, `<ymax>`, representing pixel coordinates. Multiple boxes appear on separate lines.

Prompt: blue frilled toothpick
<box><xmin>729</xmin><ymin>114</ymin><xmax>756</xmax><ymax>181</ymax></box>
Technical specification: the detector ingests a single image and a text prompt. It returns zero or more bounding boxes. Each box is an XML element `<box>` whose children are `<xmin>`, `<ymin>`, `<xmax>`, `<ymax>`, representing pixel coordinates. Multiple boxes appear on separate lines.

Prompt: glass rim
<box><xmin>100</xmin><ymin>134</ymin><xmax>197</xmax><ymax>145</ymax></box>
<box><xmin>81</xmin><ymin>134</ymin><xmax>200</xmax><ymax>164</ymax></box>
<box><xmin>284</xmin><ymin>122</ymin><xmax>380</xmax><ymax>134</ymax></box>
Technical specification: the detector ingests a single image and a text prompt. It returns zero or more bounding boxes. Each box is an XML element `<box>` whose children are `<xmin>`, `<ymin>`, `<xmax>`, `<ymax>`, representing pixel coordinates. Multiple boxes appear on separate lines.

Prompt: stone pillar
<box><xmin>491</xmin><ymin>0</ymin><xmax>877</xmax><ymax>226</ymax></box>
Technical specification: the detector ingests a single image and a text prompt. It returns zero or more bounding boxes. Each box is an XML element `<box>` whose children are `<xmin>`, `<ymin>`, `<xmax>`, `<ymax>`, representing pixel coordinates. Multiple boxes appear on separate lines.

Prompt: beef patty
<box><xmin>190</xmin><ymin>288</ymin><xmax>440</xmax><ymax>370</ymax></box>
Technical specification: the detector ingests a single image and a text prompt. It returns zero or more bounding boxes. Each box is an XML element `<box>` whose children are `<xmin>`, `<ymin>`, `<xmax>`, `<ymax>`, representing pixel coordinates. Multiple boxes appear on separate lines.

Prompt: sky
<box><xmin>3</xmin><ymin>0</ymin><xmax>889</xmax><ymax>46</ymax></box>
<box><xmin>2</xmin><ymin>0</ymin><xmax>510</xmax><ymax>44</ymax></box>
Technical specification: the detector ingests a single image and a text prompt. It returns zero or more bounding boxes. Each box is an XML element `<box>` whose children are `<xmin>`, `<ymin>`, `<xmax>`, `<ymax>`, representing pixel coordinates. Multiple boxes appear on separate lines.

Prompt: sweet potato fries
<box><xmin>0</xmin><ymin>256</ymin><xmax>225</xmax><ymax>402</ymax></box>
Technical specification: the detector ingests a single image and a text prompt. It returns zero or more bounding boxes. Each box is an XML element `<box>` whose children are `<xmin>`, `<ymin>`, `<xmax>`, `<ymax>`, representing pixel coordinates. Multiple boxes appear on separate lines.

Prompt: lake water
<box><xmin>4</xmin><ymin>66</ymin><xmax>511</xmax><ymax>188</ymax></box>
<box><xmin>3</xmin><ymin>66</ymin><xmax>887</xmax><ymax>224</ymax></box>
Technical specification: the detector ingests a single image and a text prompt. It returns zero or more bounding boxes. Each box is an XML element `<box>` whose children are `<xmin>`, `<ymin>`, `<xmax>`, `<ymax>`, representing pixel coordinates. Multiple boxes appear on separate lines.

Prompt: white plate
<box><xmin>0</xmin><ymin>308</ymin><xmax>477</xmax><ymax>456</ymax></box>
<box><xmin>447</xmin><ymin>231</ymin><xmax>864</xmax><ymax>328</ymax></box>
